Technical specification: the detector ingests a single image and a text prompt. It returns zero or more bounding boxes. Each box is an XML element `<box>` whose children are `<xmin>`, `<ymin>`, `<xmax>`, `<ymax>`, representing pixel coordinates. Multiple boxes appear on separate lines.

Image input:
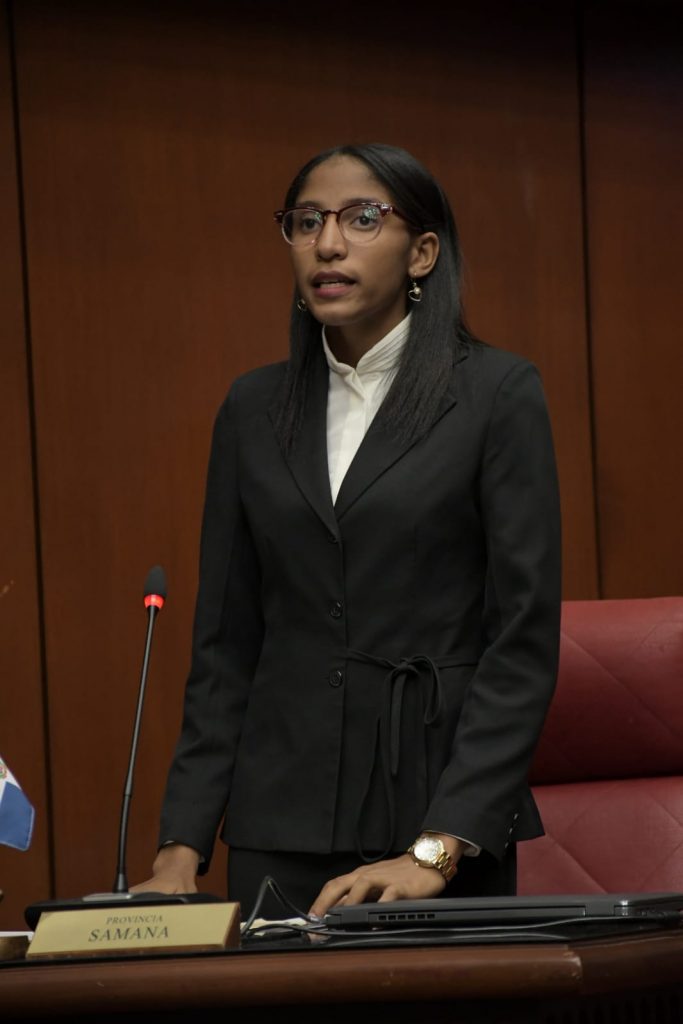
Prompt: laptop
<box><xmin>324</xmin><ymin>892</ymin><xmax>683</xmax><ymax>931</ymax></box>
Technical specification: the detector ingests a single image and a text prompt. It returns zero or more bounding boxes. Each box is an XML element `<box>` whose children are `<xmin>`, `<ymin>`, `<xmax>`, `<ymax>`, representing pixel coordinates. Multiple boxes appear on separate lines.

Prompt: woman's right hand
<box><xmin>130</xmin><ymin>842</ymin><xmax>200</xmax><ymax>894</ymax></box>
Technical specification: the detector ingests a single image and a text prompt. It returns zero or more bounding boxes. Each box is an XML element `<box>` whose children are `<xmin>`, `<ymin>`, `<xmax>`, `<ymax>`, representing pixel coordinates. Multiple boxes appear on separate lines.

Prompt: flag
<box><xmin>0</xmin><ymin>755</ymin><xmax>35</xmax><ymax>851</ymax></box>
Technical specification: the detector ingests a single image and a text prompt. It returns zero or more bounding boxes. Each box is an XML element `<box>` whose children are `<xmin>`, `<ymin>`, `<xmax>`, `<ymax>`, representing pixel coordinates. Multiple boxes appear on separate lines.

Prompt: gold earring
<box><xmin>408</xmin><ymin>278</ymin><xmax>423</xmax><ymax>303</ymax></box>
<box><xmin>297</xmin><ymin>297</ymin><xmax>307</xmax><ymax>312</ymax></box>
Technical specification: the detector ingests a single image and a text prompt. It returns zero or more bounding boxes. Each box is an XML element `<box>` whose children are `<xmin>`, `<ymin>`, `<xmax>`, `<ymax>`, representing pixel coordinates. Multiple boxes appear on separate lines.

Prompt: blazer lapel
<box><xmin>270</xmin><ymin>349</ymin><xmax>339</xmax><ymax>539</ymax></box>
<box><xmin>334</xmin><ymin>372</ymin><xmax>460</xmax><ymax>521</ymax></box>
<box><xmin>269</xmin><ymin>341</ymin><xmax>469</xmax><ymax>529</ymax></box>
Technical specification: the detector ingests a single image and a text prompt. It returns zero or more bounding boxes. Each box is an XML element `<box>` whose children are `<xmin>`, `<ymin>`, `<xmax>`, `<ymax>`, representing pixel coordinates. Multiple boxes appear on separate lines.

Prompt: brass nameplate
<box><xmin>26</xmin><ymin>902</ymin><xmax>240</xmax><ymax>958</ymax></box>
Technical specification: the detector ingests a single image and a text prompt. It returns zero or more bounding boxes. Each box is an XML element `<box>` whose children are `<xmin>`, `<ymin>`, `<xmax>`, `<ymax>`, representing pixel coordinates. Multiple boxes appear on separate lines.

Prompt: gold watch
<box><xmin>407</xmin><ymin>834</ymin><xmax>457</xmax><ymax>882</ymax></box>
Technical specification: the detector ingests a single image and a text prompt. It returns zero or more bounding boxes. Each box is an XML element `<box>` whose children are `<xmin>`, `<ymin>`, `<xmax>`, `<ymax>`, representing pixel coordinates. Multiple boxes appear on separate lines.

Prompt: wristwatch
<box><xmin>407</xmin><ymin>833</ymin><xmax>457</xmax><ymax>882</ymax></box>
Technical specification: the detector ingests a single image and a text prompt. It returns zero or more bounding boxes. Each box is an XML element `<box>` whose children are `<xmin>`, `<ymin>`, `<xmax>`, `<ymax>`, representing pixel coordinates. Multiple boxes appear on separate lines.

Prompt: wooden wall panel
<box><xmin>584</xmin><ymin>1</ymin><xmax>683</xmax><ymax>597</ymax></box>
<box><xmin>0</xmin><ymin>1</ymin><xmax>51</xmax><ymax>929</ymax></box>
<box><xmin>12</xmin><ymin>0</ymin><xmax>596</xmax><ymax>900</ymax></box>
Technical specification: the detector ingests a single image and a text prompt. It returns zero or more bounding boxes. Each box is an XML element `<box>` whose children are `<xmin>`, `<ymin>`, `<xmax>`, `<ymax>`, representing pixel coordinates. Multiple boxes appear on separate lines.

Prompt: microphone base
<box><xmin>25</xmin><ymin>891</ymin><xmax>222</xmax><ymax>931</ymax></box>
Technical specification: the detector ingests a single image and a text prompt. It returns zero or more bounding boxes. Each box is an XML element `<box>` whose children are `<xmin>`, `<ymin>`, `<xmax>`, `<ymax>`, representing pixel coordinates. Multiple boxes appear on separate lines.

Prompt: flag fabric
<box><xmin>0</xmin><ymin>755</ymin><xmax>35</xmax><ymax>851</ymax></box>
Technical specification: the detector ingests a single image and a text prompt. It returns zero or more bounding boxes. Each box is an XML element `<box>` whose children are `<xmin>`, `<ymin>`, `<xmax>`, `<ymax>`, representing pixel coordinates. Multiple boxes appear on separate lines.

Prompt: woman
<box><xmin>136</xmin><ymin>143</ymin><xmax>561</xmax><ymax>919</ymax></box>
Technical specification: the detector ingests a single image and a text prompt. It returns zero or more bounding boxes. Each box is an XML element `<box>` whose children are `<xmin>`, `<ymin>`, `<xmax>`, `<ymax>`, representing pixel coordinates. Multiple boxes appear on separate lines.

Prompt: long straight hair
<box><xmin>274</xmin><ymin>143</ymin><xmax>477</xmax><ymax>454</ymax></box>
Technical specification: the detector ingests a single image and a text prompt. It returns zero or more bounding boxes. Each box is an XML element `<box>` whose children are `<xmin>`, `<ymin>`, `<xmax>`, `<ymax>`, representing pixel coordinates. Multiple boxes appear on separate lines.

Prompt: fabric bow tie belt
<box><xmin>344</xmin><ymin>649</ymin><xmax>474</xmax><ymax>862</ymax></box>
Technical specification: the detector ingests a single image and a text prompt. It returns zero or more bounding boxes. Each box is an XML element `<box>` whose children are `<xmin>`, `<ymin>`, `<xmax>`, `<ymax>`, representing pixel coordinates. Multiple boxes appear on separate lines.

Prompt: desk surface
<box><xmin>2</xmin><ymin>928</ymin><xmax>683</xmax><ymax>1021</ymax></box>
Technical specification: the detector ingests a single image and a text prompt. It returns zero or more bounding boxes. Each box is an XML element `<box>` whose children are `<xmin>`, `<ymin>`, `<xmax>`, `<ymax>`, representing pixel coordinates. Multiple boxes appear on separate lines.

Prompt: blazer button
<box><xmin>329</xmin><ymin>670</ymin><xmax>344</xmax><ymax>687</ymax></box>
<box><xmin>330</xmin><ymin>600</ymin><xmax>344</xmax><ymax>618</ymax></box>
<box><xmin>327</xmin><ymin>531</ymin><xmax>338</xmax><ymax>544</ymax></box>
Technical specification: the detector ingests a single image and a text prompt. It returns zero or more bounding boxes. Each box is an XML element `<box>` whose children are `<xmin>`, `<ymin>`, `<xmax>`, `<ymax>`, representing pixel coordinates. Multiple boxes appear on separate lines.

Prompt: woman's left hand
<box><xmin>308</xmin><ymin>852</ymin><xmax>450</xmax><ymax>918</ymax></box>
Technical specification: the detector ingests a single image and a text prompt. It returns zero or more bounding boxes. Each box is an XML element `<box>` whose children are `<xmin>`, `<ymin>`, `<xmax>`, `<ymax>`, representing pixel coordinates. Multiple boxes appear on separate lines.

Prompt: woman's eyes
<box><xmin>299</xmin><ymin>213</ymin><xmax>323</xmax><ymax>233</ymax></box>
<box><xmin>348</xmin><ymin>206</ymin><xmax>381</xmax><ymax>228</ymax></box>
<box><xmin>289</xmin><ymin>204</ymin><xmax>383</xmax><ymax>237</ymax></box>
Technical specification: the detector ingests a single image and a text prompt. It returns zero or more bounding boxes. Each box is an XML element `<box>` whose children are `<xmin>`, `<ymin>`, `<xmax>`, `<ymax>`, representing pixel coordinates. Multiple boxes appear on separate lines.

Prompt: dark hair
<box><xmin>274</xmin><ymin>143</ymin><xmax>476</xmax><ymax>454</ymax></box>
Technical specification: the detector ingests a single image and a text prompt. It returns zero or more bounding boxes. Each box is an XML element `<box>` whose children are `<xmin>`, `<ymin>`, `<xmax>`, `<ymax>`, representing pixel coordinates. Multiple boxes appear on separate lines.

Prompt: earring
<box><xmin>297</xmin><ymin>297</ymin><xmax>307</xmax><ymax>312</ymax></box>
<box><xmin>408</xmin><ymin>278</ymin><xmax>423</xmax><ymax>303</ymax></box>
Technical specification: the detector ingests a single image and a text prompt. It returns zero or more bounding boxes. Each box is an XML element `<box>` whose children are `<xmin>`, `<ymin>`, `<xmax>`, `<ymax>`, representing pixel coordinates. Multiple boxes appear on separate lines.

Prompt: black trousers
<box><xmin>228</xmin><ymin>845</ymin><xmax>517</xmax><ymax>920</ymax></box>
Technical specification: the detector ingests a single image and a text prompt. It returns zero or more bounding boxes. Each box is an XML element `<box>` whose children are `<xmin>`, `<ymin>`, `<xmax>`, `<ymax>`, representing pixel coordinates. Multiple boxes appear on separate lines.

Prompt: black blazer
<box><xmin>160</xmin><ymin>340</ymin><xmax>561</xmax><ymax>869</ymax></box>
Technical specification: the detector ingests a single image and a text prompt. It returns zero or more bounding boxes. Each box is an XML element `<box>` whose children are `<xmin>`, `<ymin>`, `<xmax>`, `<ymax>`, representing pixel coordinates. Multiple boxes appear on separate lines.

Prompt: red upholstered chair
<box><xmin>518</xmin><ymin>597</ymin><xmax>683</xmax><ymax>894</ymax></box>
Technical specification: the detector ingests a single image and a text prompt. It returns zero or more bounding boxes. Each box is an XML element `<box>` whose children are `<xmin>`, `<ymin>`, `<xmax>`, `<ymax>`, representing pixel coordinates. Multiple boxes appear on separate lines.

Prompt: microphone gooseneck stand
<box><xmin>113</xmin><ymin>572</ymin><xmax>165</xmax><ymax>893</ymax></box>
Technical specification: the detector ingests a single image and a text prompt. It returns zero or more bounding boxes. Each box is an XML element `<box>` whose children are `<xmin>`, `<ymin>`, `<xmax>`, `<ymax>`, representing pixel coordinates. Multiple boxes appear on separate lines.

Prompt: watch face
<box><xmin>414</xmin><ymin>836</ymin><xmax>442</xmax><ymax>862</ymax></box>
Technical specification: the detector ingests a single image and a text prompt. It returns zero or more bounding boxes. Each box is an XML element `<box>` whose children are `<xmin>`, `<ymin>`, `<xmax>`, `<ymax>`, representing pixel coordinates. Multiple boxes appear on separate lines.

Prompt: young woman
<box><xmin>136</xmin><ymin>143</ymin><xmax>561</xmax><ymax>918</ymax></box>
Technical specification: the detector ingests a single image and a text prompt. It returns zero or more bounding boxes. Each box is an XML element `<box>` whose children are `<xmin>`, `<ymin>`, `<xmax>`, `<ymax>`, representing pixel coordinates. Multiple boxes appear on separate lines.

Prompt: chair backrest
<box><xmin>518</xmin><ymin>597</ymin><xmax>683</xmax><ymax>894</ymax></box>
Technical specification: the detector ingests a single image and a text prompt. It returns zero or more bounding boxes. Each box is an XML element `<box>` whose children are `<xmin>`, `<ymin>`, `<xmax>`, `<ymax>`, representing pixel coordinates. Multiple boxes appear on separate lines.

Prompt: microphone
<box><xmin>112</xmin><ymin>566</ymin><xmax>167</xmax><ymax>893</ymax></box>
<box><xmin>25</xmin><ymin>566</ymin><xmax>221</xmax><ymax>929</ymax></box>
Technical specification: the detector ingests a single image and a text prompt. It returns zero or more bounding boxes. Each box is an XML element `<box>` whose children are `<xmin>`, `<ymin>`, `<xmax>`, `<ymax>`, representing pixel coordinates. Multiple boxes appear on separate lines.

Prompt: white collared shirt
<box><xmin>322</xmin><ymin>313</ymin><xmax>410</xmax><ymax>503</ymax></box>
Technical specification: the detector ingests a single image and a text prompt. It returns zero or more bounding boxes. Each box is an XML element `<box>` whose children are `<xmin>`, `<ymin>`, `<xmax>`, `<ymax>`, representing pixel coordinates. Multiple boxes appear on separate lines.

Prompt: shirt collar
<box><xmin>322</xmin><ymin>313</ymin><xmax>411</xmax><ymax>378</ymax></box>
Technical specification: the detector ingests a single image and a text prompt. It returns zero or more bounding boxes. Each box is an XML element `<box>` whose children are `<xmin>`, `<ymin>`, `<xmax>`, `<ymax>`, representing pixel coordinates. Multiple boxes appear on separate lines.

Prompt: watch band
<box><xmin>430</xmin><ymin>848</ymin><xmax>457</xmax><ymax>882</ymax></box>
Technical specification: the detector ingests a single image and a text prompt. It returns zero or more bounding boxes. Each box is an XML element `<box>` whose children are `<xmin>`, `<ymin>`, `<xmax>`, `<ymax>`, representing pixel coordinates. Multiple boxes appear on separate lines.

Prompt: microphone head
<box><xmin>143</xmin><ymin>565</ymin><xmax>167</xmax><ymax>610</ymax></box>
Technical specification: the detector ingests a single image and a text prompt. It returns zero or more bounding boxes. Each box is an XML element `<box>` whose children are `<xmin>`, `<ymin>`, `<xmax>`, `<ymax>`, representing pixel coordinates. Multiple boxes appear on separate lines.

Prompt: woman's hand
<box><xmin>130</xmin><ymin>843</ymin><xmax>200</xmax><ymax>895</ymax></box>
<box><xmin>309</xmin><ymin>852</ymin><xmax>458</xmax><ymax>919</ymax></box>
<box><xmin>309</xmin><ymin>835</ymin><xmax>466</xmax><ymax>917</ymax></box>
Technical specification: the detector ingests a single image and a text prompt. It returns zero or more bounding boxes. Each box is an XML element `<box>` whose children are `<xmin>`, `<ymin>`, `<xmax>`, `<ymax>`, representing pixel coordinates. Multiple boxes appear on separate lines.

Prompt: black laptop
<box><xmin>324</xmin><ymin>892</ymin><xmax>683</xmax><ymax>931</ymax></box>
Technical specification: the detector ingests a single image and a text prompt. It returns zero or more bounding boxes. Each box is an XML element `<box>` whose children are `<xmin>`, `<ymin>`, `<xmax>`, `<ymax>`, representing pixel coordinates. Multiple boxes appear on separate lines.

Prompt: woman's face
<box><xmin>289</xmin><ymin>156</ymin><xmax>437</xmax><ymax>349</ymax></box>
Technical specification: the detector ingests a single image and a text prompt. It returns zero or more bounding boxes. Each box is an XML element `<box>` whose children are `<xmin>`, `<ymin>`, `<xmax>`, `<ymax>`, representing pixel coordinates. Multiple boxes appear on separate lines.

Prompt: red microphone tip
<box><xmin>143</xmin><ymin>566</ymin><xmax>166</xmax><ymax>611</ymax></box>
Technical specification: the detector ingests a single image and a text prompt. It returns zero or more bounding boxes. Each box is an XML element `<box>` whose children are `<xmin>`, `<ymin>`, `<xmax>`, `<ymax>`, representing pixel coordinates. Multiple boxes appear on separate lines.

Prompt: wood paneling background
<box><xmin>0</xmin><ymin>0</ymin><xmax>680</xmax><ymax>926</ymax></box>
<box><xmin>0</xmin><ymin>0</ymin><xmax>51</xmax><ymax>929</ymax></box>
<box><xmin>583</xmin><ymin>0</ymin><xmax>683</xmax><ymax>597</ymax></box>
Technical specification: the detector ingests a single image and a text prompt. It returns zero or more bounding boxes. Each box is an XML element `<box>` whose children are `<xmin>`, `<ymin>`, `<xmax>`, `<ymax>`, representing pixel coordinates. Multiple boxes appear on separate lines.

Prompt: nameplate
<box><xmin>26</xmin><ymin>902</ymin><xmax>240</xmax><ymax>958</ymax></box>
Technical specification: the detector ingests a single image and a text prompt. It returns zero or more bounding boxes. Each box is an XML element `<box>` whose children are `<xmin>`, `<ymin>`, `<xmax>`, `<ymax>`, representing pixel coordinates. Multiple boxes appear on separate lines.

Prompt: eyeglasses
<box><xmin>274</xmin><ymin>202</ymin><xmax>413</xmax><ymax>246</ymax></box>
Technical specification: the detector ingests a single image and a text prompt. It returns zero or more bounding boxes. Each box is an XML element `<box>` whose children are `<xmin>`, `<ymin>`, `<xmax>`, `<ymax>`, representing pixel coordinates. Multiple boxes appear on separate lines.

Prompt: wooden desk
<box><xmin>2</xmin><ymin>928</ymin><xmax>683</xmax><ymax>1023</ymax></box>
